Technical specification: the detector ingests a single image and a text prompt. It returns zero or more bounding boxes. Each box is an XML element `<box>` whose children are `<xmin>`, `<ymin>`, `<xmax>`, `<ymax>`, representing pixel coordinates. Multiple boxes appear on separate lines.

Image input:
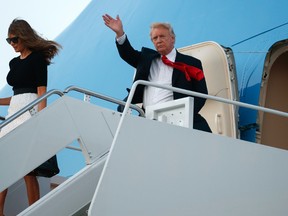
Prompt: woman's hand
<box><xmin>0</xmin><ymin>97</ymin><xmax>11</xmax><ymax>106</ymax></box>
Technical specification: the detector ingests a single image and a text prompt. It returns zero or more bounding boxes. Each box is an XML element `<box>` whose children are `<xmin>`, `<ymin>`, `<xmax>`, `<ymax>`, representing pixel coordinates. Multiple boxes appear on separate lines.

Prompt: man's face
<box><xmin>151</xmin><ymin>27</ymin><xmax>175</xmax><ymax>56</ymax></box>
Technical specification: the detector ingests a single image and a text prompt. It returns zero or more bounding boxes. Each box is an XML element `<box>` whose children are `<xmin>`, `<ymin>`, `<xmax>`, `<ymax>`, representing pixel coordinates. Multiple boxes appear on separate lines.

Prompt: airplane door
<box><xmin>178</xmin><ymin>41</ymin><xmax>239</xmax><ymax>138</ymax></box>
<box><xmin>256</xmin><ymin>39</ymin><xmax>288</xmax><ymax>149</ymax></box>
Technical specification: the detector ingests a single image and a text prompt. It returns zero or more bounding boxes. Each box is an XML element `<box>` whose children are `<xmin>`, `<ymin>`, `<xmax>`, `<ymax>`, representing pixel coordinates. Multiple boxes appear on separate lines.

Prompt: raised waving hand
<box><xmin>102</xmin><ymin>14</ymin><xmax>124</xmax><ymax>38</ymax></box>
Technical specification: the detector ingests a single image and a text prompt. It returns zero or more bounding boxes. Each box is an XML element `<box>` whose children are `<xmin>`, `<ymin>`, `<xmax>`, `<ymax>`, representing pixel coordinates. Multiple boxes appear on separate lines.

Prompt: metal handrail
<box><xmin>0</xmin><ymin>89</ymin><xmax>83</xmax><ymax>152</ymax></box>
<box><xmin>113</xmin><ymin>80</ymin><xmax>288</xmax><ymax>144</ymax></box>
<box><xmin>64</xmin><ymin>85</ymin><xmax>145</xmax><ymax>117</ymax></box>
<box><xmin>0</xmin><ymin>89</ymin><xmax>64</xmax><ymax>129</ymax></box>
<box><xmin>0</xmin><ymin>85</ymin><xmax>145</xmax><ymax>154</ymax></box>
<box><xmin>123</xmin><ymin>80</ymin><xmax>288</xmax><ymax>119</ymax></box>
<box><xmin>2</xmin><ymin>82</ymin><xmax>287</xmax><ymax>154</ymax></box>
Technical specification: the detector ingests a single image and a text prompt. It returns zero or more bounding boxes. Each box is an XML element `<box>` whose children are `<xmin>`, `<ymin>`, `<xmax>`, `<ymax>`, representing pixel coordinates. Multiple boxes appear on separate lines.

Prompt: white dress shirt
<box><xmin>117</xmin><ymin>34</ymin><xmax>175</xmax><ymax>108</ymax></box>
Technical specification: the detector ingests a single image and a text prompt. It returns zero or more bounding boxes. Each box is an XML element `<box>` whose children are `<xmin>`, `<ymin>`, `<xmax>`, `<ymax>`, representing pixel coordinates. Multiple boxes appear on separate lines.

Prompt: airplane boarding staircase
<box><xmin>1</xmin><ymin>81</ymin><xmax>288</xmax><ymax>216</ymax></box>
<box><xmin>0</xmin><ymin>86</ymin><xmax>144</xmax><ymax>215</ymax></box>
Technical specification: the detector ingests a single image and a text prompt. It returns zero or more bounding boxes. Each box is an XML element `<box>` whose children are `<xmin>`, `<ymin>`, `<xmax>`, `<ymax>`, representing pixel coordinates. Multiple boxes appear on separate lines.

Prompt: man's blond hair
<box><xmin>150</xmin><ymin>22</ymin><xmax>176</xmax><ymax>38</ymax></box>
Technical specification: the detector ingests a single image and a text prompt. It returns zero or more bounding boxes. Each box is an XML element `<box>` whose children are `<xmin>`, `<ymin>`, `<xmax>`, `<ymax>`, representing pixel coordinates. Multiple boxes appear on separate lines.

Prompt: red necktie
<box><xmin>161</xmin><ymin>55</ymin><xmax>204</xmax><ymax>81</ymax></box>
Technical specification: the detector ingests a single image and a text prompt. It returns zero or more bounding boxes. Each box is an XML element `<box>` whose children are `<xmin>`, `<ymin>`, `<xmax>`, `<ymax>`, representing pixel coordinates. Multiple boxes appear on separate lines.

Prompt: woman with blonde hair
<box><xmin>0</xmin><ymin>18</ymin><xmax>61</xmax><ymax>215</ymax></box>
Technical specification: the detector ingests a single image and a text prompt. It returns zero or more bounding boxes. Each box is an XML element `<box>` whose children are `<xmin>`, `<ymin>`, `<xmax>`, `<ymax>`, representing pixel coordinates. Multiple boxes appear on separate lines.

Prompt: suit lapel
<box><xmin>172</xmin><ymin>51</ymin><xmax>184</xmax><ymax>85</ymax></box>
<box><xmin>137</xmin><ymin>49</ymin><xmax>160</xmax><ymax>79</ymax></box>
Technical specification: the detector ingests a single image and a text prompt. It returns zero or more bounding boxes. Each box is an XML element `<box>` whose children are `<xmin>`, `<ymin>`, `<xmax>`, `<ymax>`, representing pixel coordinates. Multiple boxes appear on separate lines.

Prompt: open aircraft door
<box><xmin>256</xmin><ymin>39</ymin><xmax>288</xmax><ymax>149</ymax></box>
<box><xmin>178</xmin><ymin>41</ymin><xmax>239</xmax><ymax>138</ymax></box>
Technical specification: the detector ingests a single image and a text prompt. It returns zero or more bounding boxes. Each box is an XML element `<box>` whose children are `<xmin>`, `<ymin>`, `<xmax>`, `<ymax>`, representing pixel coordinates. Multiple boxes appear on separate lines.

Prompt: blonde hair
<box><xmin>8</xmin><ymin>18</ymin><xmax>62</xmax><ymax>65</ymax></box>
<box><xmin>150</xmin><ymin>22</ymin><xmax>176</xmax><ymax>38</ymax></box>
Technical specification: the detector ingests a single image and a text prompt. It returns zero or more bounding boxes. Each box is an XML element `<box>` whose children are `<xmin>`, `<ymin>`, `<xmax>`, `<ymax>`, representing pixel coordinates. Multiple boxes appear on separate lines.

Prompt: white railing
<box><xmin>1</xmin><ymin>82</ymin><xmax>287</xmax><ymax>215</ymax></box>
<box><xmin>0</xmin><ymin>89</ymin><xmax>64</xmax><ymax>129</ymax></box>
<box><xmin>64</xmin><ymin>85</ymin><xmax>145</xmax><ymax>117</ymax></box>
<box><xmin>116</xmin><ymin>80</ymin><xmax>288</xmax><ymax>139</ymax></box>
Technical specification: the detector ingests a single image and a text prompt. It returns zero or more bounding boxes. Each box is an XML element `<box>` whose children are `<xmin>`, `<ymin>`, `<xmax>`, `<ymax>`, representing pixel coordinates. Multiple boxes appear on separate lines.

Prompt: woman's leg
<box><xmin>24</xmin><ymin>175</ymin><xmax>40</xmax><ymax>205</ymax></box>
<box><xmin>0</xmin><ymin>189</ymin><xmax>8</xmax><ymax>216</ymax></box>
<box><xmin>0</xmin><ymin>176</ymin><xmax>39</xmax><ymax>215</ymax></box>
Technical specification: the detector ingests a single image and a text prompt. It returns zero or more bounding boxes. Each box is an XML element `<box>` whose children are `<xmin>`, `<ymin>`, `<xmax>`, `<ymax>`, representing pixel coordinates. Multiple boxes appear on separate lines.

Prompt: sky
<box><xmin>0</xmin><ymin>0</ymin><xmax>91</xmax><ymax>90</ymax></box>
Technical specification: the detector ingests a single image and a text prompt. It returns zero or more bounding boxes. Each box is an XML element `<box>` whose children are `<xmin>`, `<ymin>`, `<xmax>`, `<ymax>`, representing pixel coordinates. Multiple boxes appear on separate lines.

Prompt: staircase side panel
<box><xmin>19</xmin><ymin>156</ymin><xmax>106</xmax><ymax>216</ymax></box>
<box><xmin>0</xmin><ymin>97</ymin><xmax>80</xmax><ymax>191</ymax></box>
<box><xmin>89</xmin><ymin>115</ymin><xmax>288</xmax><ymax>216</ymax></box>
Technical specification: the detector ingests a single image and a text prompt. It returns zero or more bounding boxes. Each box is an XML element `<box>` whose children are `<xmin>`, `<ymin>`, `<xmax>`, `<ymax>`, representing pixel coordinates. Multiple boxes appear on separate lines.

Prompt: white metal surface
<box><xmin>0</xmin><ymin>95</ymin><xmax>121</xmax><ymax>214</ymax></box>
<box><xmin>89</xmin><ymin>114</ymin><xmax>288</xmax><ymax>216</ymax></box>
<box><xmin>19</xmin><ymin>155</ymin><xmax>107</xmax><ymax>216</ymax></box>
<box><xmin>0</xmin><ymin>83</ymin><xmax>287</xmax><ymax>215</ymax></box>
<box><xmin>179</xmin><ymin>41</ymin><xmax>239</xmax><ymax>137</ymax></box>
<box><xmin>4</xmin><ymin>178</ymin><xmax>51</xmax><ymax>216</ymax></box>
<box><xmin>145</xmin><ymin>97</ymin><xmax>194</xmax><ymax>128</ymax></box>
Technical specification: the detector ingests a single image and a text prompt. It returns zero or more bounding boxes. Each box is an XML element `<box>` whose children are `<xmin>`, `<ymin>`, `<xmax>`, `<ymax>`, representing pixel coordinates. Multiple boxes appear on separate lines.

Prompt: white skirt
<box><xmin>0</xmin><ymin>93</ymin><xmax>38</xmax><ymax>138</ymax></box>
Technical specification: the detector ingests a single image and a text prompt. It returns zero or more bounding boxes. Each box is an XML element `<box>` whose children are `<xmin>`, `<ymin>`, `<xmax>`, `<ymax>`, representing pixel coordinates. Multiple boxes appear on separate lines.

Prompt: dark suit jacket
<box><xmin>116</xmin><ymin>36</ymin><xmax>211</xmax><ymax>132</ymax></box>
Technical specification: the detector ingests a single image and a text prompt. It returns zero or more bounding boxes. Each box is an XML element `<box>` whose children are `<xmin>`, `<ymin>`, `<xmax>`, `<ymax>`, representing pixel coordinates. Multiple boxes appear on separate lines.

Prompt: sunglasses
<box><xmin>6</xmin><ymin>36</ymin><xmax>19</xmax><ymax>44</ymax></box>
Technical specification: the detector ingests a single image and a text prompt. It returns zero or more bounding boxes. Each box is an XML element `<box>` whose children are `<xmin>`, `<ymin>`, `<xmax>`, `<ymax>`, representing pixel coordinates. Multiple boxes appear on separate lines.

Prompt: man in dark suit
<box><xmin>102</xmin><ymin>14</ymin><xmax>211</xmax><ymax>133</ymax></box>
